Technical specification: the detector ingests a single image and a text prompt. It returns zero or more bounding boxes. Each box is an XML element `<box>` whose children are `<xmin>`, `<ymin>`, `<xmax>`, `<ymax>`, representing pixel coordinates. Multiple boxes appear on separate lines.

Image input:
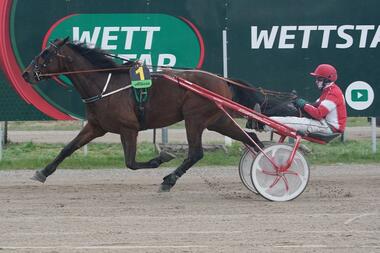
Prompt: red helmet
<box><xmin>310</xmin><ymin>64</ymin><xmax>337</xmax><ymax>82</ymax></box>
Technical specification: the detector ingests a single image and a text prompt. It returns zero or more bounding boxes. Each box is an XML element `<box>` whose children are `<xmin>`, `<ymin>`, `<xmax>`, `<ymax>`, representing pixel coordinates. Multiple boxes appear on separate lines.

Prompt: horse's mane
<box><xmin>67</xmin><ymin>42</ymin><xmax>134</xmax><ymax>69</ymax></box>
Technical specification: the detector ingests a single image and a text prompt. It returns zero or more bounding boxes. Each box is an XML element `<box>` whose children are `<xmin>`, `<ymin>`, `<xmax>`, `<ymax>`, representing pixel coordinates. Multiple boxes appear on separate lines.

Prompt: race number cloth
<box><xmin>130</xmin><ymin>65</ymin><xmax>152</xmax><ymax>89</ymax></box>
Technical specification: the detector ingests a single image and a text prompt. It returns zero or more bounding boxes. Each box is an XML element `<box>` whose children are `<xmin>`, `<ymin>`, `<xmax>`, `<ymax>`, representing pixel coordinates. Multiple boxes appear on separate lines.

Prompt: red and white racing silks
<box><xmin>303</xmin><ymin>83</ymin><xmax>347</xmax><ymax>133</ymax></box>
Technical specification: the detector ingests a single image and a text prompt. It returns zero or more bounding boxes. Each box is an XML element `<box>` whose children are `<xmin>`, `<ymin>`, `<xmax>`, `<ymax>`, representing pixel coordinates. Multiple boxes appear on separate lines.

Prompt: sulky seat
<box><xmin>307</xmin><ymin>132</ymin><xmax>341</xmax><ymax>143</ymax></box>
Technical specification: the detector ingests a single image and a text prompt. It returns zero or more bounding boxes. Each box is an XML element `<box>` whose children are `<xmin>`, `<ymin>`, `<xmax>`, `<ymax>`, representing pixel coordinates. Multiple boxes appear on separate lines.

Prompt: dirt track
<box><xmin>7</xmin><ymin>126</ymin><xmax>380</xmax><ymax>144</ymax></box>
<box><xmin>0</xmin><ymin>165</ymin><xmax>379</xmax><ymax>252</ymax></box>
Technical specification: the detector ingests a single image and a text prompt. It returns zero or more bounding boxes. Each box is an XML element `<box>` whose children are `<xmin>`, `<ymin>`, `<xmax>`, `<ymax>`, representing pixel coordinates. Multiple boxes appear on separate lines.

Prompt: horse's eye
<box><xmin>41</xmin><ymin>50</ymin><xmax>49</xmax><ymax>60</ymax></box>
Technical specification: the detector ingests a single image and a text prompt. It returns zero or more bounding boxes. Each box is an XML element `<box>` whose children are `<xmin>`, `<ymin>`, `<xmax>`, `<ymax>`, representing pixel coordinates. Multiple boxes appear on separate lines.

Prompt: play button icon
<box><xmin>351</xmin><ymin>89</ymin><xmax>368</xmax><ymax>102</ymax></box>
<box><xmin>345</xmin><ymin>81</ymin><xmax>374</xmax><ymax>110</ymax></box>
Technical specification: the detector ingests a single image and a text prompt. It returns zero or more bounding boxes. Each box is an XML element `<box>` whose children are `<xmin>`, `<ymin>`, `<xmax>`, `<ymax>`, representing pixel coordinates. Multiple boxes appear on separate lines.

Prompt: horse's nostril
<box><xmin>22</xmin><ymin>72</ymin><xmax>30</xmax><ymax>81</ymax></box>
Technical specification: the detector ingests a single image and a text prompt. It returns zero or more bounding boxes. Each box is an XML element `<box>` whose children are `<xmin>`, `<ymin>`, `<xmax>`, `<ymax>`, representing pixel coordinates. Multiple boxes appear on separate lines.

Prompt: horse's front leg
<box><xmin>121</xmin><ymin>129</ymin><xmax>175</xmax><ymax>170</ymax></box>
<box><xmin>31</xmin><ymin>123</ymin><xmax>106</xmax><ymax>183</ymax></box>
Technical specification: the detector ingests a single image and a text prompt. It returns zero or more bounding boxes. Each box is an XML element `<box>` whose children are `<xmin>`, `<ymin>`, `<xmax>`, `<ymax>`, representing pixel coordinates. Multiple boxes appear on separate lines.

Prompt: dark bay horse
<box><xmin>22</xmin><ymin>38</ymin><xmax>297</xmax><ymax>191</ymax></box>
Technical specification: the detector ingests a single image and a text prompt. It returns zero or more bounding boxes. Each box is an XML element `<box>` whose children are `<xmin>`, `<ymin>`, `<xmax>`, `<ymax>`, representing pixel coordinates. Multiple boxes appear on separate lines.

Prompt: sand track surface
<box><xmin>0</xmin><ymin>165</ymin><xmax>379</xmax><ymax>252</ymax></box>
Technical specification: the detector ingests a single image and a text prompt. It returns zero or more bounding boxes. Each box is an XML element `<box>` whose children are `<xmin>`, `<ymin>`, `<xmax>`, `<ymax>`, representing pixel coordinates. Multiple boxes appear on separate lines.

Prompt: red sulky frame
<box><xmin>159</xmin><ymin>74</ymin><xmax>325</xmax><ymax>160</ymax></box>
<box><xmin>157</xmin><ymin>73</ymin><xmax>327</xmax><ymax>198</ymax></box>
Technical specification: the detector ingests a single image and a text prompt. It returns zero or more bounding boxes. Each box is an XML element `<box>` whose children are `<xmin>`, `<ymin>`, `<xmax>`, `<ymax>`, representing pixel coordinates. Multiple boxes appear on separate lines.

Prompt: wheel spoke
<box><xmin>291</xmin><ymin>170</ymin><xmax>307</xmax><ymax>182</ymax></box>
<box><xmin>283</xmin><ymin>170</ymin><xmax>298</xmax><ymax>176</ymax></box>
<box><xmin>281</xmin><ymin>175</ymin><xmax>289</xmax><ymax>192</ymax></box>
<box><xmin>260</xmin><ymin>168</ymin><xmax>278</xmax><ymax>176</ymax></box>
<box><xmin>269</xmin><ymin>175</ymin><xmax>281</xmax><ymax>189</ymax></box>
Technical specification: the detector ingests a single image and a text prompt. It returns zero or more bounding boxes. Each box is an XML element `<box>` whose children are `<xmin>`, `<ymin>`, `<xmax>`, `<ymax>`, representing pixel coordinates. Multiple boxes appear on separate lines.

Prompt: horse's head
<box><xmin>22</xmin><ymin>37</ymin><xmax>70</xmax><ymax>84</ymax></box>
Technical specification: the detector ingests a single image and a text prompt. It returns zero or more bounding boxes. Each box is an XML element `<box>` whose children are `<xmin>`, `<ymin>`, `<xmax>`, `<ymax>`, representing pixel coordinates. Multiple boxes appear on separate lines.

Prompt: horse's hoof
<box><xmin>30</xmin><ymin>171</ymin><xmax>46</xmax><ymax>183</ymax></box>
<box><xmin>158</xmin><ymin>184</ymin><xmax>172</xmax><ymax>192</ymax></box>
<box><xmin>159</xmin><ymin>151</ymin><xmax>176</xmax><ymax>163</ymax></box>
<box><xmin>158</xmin><ymin>174</ymin><xmax>178</xmax><ymax>192</ymax></box>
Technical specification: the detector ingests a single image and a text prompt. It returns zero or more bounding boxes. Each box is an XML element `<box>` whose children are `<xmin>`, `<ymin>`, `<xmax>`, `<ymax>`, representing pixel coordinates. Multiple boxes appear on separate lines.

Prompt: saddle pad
<box><xmin>130</xmin><ymin>64</ymin><xmax>152</xmax><ymax>89</ymax></box>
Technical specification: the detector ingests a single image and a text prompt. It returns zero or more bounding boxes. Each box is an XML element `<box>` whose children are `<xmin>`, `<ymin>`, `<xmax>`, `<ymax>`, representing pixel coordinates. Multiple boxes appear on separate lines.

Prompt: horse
<box><xmin>22</xmin><ymin>38</ymin><xmax>298</xmax><ymax>192</ymax></box>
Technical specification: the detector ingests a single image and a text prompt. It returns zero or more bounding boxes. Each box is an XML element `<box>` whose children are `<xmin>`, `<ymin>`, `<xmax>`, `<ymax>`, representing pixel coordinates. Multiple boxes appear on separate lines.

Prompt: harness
<box><xmin>81</xmin><ymin>73</ymin><xmax>132</xmax><ymax>104</ymax></box>
<box><xmin>81</xmin><ymin>65</ymin><xmax>152</xmax><ymax>129</ymax></box>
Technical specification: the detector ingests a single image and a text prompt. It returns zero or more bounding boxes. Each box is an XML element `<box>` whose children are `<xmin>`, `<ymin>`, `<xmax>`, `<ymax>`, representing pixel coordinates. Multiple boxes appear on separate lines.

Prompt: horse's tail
<box><xmin>226</xmin><ymin>79</ymin><xmax>260</xmax><ymax>109</ymax></box>
<box><xmin>159</xmin><ymin>68</ymin><xmax>298</xmax><ymax>114</ymax></box>
<box><xmin>226</xmin><ymin>78</ymin><xmax>301</xmax><ymax>118</ymax></box>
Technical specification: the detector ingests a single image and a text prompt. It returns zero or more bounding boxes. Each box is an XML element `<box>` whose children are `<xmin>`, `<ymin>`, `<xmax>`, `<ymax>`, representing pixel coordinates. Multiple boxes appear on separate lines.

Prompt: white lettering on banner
<box><xmin>251</xmin><ymin>25</ymin><xmax>380</xmax><ymax>49</ymax></box>
<box><xmin>251</xmin><ymin>26</ymin><xmax>278</xmax><ymax>49</ymax></box>
<box><xmin>118</xmin><ymin>53</ymin><xmax>177</xmax><ymax>68</ymax></box>
<box><xmin>158</xmin><ymin>54</ymin><xmax>176</xmax><ymax>66</ymax></box>
<box><xmin>298</xmin><ymin>26</ymin><xmax>317</xmax><ymax>48</ymax></box>
<box><xmin>118</xmin><ymin>54</ymin><xmax>137</xmax><ymax>63</ymax></box>
<box><xmin>72</xmin><ymin>26</ymin><xmax>174</xmax><ymax>68</ymax></box>
<box><xmin>370</xmin><ymin>26</ymin><xmax>380</xmax><ymax>48</ymax></box>
<box><xmin>121</xmin><ymin>27</ymin><xmax>140</xmax><ymax>50</ymax></box>
<box><xmin>319</xmin><ymin>25</ymin><xmax>337</xmax><ymax>48</ymax></box>
<box><xmin>336</xmin><ymin>25</ymin><xmax>354</xmax><ymax>49</ymax></box>
<box><xmin>139</xmin><ymin>54</ymin><xmax>153</xmax><ymax>67</ymax></box>
<box><xmin>101</xmin><ymin>27</ymin><xmax>120</xmax><ymax>50</ymax></box>
<box><xmin>72</xmin><ymin>26</ymin><xmax>161</xmax><ymax>50</ymax></box>
<box><xmin>141</xmin><ymin>27</ymin><xmax>161</xmax><ymax>50</ymax></box>
<box><xmin>73</xmin><ymin>27</ymin><xmax>101</xmax><ymax>48</ymax></box>
<box><xmin>278</xmin><ymin>26</ymin><xmax>297</xmax><ymax>49</ymax></box>
<box><xmin>356</xmin><ymin>25</ymin><xmax>375</xmax><ymax>48</ymax></box>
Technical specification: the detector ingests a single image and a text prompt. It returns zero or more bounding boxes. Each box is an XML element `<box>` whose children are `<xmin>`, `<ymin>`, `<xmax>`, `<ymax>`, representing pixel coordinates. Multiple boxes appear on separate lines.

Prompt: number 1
<box><xmin>135</xmin><ymin>67</ymin><xmax>145</xmax><ymax>80</ymax></box>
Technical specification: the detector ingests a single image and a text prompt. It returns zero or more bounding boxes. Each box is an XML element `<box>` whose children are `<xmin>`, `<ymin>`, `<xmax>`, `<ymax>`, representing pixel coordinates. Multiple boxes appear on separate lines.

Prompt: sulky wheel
<box><xmin>238</xmin><ymin>148</ymin><xmax>258</xmax><ymax>194</ymax></box>
<box><xmin>250</xmin><ymin>144</ymin><xmax>309</xmax><ymax>201</ymax></box>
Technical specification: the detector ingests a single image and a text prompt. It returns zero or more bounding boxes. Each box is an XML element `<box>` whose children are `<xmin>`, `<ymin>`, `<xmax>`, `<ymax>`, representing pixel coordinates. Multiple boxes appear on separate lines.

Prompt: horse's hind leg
<box><xmin>120</xmin><ymin>129</ymin><xmax>176</xmax><ymax>170</ymax></box>
<box><xmin>31</xmin><ymin>122</ymin><xmax>106</xmax><ymax>183</ymax></box>
<box><xmin>159</xmin><ymin>119</ymin><xmax>204</xmax><ymax>192</ymax></box>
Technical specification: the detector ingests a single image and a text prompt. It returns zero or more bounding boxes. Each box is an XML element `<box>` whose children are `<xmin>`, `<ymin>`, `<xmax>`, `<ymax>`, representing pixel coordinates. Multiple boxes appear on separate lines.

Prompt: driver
<box><xmin>269</xmin><ymin>64</ymin><xmax>347</xmax><ymax>134</ymax></box>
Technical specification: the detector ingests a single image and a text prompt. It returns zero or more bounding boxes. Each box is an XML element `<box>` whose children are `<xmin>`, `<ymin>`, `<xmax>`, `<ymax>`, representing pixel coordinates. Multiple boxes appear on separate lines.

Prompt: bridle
<box><xmin>30</xmin><ymin>41</ymin><xmax>137</xmax><ymax>103</ymax></box>
<box><xmin>31</xmin><ymin>41</ymin><xmax>66</xmax><ymax>81</ymax></box>
<box><xmin>33</xmin><ymin>43</ymin><xmax>136</xmax><ymax>79</ymax></box>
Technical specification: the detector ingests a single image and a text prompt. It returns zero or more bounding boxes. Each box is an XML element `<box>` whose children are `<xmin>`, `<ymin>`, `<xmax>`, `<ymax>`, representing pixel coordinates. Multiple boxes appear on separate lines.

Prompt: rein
<box><xmin>38</xmin><ymin>48</ymin><xmax>296</xmax><ymax>105</ymax></box>
<box><xmin>40</xmin><ymin>48</ymin><xmax>295</xmax><ymax>100</ymax></box>
<box><xmin>171</xmin><ymin>69</ymin><xmax>297</xmax><ymax>100</ymax></box>
<box><xmin>38</xmin><ymin>66</ymin><xmax>134</xmax><ymax>77</ymax></box>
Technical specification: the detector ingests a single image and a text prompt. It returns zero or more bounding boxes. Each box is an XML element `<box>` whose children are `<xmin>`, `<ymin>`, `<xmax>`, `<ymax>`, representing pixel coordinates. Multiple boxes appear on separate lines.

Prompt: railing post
<box><xmin>0</xmin><ymin>121</ymin><xmax>4</xmax><ymax>161</ymax></box>
<box><xmin>162</xmin><ymin>127</ymin><xmax>168</xmax><ymax>144</ymax></box>
<box><xmin>223</xmin><ymin>29</ymin><xmax>232</xmax><ymax>146</ymax></box>
<box><xmin>371</xmin><ymin>117</ymin><xmax>377</xmax><ymax>153</ymax></box>
<box><xmin>4</xmin><ymin>121</ymin><xmax>7</xmax><ymax>145</ymax></box>
<box><xmin>81</xmin><ymin>120</ymin><xmax>88</xmax><ymax>156</ymax></box>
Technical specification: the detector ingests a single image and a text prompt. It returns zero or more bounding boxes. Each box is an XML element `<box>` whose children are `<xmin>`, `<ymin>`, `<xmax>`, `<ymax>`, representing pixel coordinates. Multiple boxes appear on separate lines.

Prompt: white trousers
<box><xmin>269</xmin><ymin>117</ymin><xmax>333</xmax><ymax>134</ymax></box>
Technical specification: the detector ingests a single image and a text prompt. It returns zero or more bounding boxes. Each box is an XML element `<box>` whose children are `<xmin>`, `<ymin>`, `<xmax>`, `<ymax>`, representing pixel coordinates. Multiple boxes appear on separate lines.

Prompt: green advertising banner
<box><xmin>0</xmin><ymin>68</ymin><xmax>48</xmax><ymax>120</ymax></box>
<box><xmin>0</xmin><ymin>0</ymin><xmax>378</xmax><ymax>120</ymax></box>
<box><xmin>227</xmin><ymin>0</ymin><xmax>379</xmax><ymax>117</ymax></box>
<box><xmin>0</xmin><ymin>0</ymin><xmax>225</xmax><ymax>120</ymax></box>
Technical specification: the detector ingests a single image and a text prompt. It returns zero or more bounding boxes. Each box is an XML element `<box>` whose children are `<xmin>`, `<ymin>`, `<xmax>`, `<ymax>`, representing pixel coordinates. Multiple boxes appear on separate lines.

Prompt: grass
<box><xmin>0</xmin><ymin>139</ymin><xmax>378</xmax><ymax>170</ymax></box>
<box><xmin>7</xmin><ymin>119</ymin><xmax>247</xmax><ymax>130</ymax></box>
<box><xmin>7</xmin><ymin>117</ymin><xmax>371</xmax><ymax>131</ymax></box>
<box><xmin>306</xmin><ymin>139</ymin><xmax>380</xmax><ymax>165</ymax></box>
<box><xmin>8</xmin><ymin>121</ymin><xmax>83</xmax><ymax>131</ymax></box>
<box><xmin>346</xmin><ymin>117</ymin><xmax>370</xmax><ymax>127</ymax></box>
